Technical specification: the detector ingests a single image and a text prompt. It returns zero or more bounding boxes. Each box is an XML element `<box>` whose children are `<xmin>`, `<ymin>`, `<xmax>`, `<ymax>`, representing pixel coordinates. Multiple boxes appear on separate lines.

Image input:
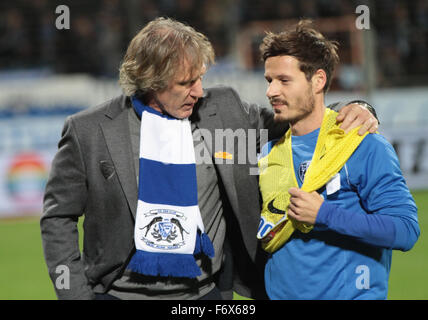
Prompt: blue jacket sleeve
<box><xmin>315</xmin><ymin>134</ymin><xmax>419</xmax><ymax>252</ymax></box>
<box><xmin>316</xmin><ymin>202</ymin><xmax>419</xmax><ymax>251</ymax></box>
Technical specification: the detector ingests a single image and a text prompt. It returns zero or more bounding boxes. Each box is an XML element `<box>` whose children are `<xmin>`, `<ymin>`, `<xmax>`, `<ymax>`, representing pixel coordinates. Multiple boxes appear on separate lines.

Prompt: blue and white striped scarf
<box><xmin>128</xmin><ymin>96</ymin><xmax>214</xmax><ymax>278</ymax></box>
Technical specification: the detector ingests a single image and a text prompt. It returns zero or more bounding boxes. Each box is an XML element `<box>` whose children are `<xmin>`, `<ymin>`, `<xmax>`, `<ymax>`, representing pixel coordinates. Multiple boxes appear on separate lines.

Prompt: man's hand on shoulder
<box><xmin>336</xmin><ymin>102</ymin><xmax>379</xmax><ymax>135</ymax></box>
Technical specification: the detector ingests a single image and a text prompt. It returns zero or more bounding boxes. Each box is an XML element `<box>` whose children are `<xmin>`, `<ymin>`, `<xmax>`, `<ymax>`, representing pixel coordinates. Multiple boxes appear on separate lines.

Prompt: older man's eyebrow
<box><xmin>177</xmin><ymin>74</ymin><xmax>204</xmax><ymax>86</ymax></box>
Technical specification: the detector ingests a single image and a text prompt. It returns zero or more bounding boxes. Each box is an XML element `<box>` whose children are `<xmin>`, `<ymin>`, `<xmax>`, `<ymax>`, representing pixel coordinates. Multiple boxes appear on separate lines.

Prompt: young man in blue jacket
<box><xmin>258</xmin><ymin>20</ymin><xmax>419</xmax><ymax>300</ymax></box>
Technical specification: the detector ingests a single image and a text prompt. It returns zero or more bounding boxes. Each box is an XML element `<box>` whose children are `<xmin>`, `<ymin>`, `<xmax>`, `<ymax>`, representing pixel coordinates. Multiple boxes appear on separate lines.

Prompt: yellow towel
<box><xmin>258</xmin><ymin>108</ymin><xmax>369</xmax><ymax>253</ymax></box>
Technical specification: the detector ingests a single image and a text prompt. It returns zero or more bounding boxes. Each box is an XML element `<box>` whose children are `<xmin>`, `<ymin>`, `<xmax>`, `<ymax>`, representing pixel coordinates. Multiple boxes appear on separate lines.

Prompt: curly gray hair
<box><xmin>119</xmin><ymin>17</ymin><xmax>215</xmax><ymax>96</ymax></box>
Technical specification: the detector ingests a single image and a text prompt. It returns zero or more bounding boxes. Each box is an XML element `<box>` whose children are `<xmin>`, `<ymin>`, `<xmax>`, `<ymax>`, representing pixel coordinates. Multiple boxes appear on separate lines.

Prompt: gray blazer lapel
<box><xmin>193</xmin><ymin>92</ymin><xmax>240</xmax><ymax>215</ymax></box>
<box><xmin>100</xmin><ymin>98</ymin><xmax>138</xmax><ymax>219</ymax></box>
<box><xmin>192</xmin><ymin>97</ymin><xmax>221</xmax><ymax>155</ymax></box>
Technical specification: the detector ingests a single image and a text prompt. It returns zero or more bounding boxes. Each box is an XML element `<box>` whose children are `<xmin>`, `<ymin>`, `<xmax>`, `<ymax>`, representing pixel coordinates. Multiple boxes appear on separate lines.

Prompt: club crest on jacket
<box><xmin>298</xmin><ymin>160</ymin><xmax>311</xmax><ymax>183</ymax></box>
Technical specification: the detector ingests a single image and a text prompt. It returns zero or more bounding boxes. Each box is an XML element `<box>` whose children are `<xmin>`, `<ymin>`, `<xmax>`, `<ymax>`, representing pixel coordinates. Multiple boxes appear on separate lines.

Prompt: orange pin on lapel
<box><xmin>214</xmin><ymin>151</ymin><xmax>233</xmax><ymax>160</ymax></box>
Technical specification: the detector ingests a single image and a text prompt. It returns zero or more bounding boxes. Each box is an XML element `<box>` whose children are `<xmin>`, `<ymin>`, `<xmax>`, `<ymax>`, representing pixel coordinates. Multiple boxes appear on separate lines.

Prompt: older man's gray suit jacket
<box><xmin>40</xmin><ymin>86</ymin><xmax>288</xmax><ymax>299</ymax></box>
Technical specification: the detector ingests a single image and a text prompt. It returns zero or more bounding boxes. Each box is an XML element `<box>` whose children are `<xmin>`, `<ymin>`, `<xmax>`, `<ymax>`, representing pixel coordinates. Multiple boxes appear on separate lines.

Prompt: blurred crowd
<box><xmin>0</xmin><ymin>0</ymin><xmax>427</xmax><ymax>88</ymax></box>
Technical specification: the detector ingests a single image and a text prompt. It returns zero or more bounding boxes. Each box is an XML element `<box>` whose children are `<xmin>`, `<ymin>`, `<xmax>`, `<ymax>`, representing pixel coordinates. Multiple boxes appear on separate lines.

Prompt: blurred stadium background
<box><xmin>1</xmin><ymin>0</ymin><xmax>427</xmax><ymax>300</ymax></box>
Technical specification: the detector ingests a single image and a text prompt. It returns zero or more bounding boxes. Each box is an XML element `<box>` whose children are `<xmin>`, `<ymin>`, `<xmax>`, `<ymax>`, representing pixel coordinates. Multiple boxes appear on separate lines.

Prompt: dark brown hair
<box><xmin>260</xmin><ymin>19</ymin><xmax>339</xmax><ymax>93</ymax></box>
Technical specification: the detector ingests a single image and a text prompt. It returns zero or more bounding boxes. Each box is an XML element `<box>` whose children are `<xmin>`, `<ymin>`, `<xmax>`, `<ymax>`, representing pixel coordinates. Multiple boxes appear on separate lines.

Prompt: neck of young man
<box><xmin>290</xmin><ymin>99</ymin><xmax>326</xmax><ymax>137</ymax></box>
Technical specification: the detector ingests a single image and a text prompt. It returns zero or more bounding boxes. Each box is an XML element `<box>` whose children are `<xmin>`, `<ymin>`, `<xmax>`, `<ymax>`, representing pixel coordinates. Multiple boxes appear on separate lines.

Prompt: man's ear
<box><xmin>312</xmin><ymin>69</ymin><xmax>327</xmax><ymax>94</ymax></box>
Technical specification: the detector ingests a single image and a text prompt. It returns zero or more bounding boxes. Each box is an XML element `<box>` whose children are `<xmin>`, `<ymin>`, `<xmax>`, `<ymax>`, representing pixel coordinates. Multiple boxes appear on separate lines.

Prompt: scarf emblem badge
<box><xmin>140</xmin><ymin>209</ymin><xmax>189</xmax><ymax>250</ymax></box>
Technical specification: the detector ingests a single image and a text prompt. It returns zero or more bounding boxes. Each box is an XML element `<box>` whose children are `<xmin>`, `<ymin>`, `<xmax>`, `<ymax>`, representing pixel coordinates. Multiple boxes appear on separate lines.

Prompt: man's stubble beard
<box><xmin>274</xmin><ymin>86</ymin><xmax>315</xmax><ymax>125</ymax></box>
